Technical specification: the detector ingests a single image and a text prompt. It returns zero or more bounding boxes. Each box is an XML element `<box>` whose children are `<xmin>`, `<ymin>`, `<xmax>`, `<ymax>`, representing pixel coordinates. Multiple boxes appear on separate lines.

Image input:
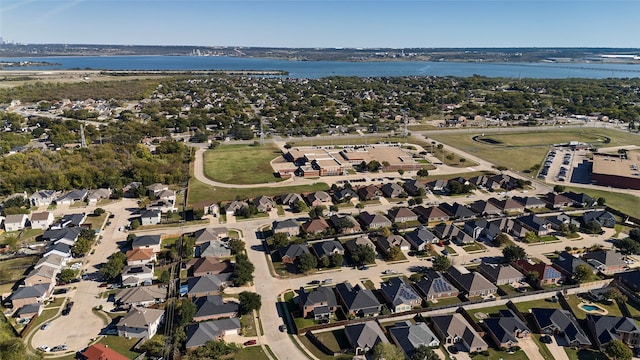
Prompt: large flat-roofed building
<box><xmin>339</xmin><ymin>146</ymin><xmax>421</xmax><ymax>171</ymax></box>
<box><xmin>591</xmin><ymin>152</ymin><xmax>640</xmax><ymax>190</ymax></box>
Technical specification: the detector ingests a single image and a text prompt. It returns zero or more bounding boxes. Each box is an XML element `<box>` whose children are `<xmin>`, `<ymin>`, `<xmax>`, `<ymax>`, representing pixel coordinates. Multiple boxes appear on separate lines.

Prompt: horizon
<box><xmin>1</xmin><ymin>1</ymin><xmax>640</xmax><ymax>48</ymax></box>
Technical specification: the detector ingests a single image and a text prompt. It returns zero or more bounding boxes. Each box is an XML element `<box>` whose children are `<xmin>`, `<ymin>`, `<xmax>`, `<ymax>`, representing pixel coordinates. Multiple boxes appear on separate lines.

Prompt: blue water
<box><xmin>580</xmin><ymin>304</ymin><xmax>602</xmax><ymax>311</ymax></box>
<box><xmin>2</xmin><ymin>55</ymin><xmax>640</xmax><ymax>79</ymax></box>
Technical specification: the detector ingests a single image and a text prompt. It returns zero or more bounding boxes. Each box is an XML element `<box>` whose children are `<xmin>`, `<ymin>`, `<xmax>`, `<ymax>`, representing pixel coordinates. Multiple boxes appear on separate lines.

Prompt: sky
<box><xmin>1</xmin><ymin>0</ymin><xmax>639</xmax><ymax>48</ymax></box>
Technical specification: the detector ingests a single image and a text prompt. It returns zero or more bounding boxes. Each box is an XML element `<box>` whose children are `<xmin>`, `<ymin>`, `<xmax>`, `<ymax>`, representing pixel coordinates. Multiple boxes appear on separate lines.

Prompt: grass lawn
<box><xmin>315</xmin><ymin>329</ymin><xmax>350</xmax><ymax>353</ymax></box>
<box><xmin>444</xmin><ymin>245</ymin><xmax>457</xmax><ymax>255</ymax></box>
<box><xmin>463</xmin><ymin>242</ymin><xmax>486</xmax><ymax>252</ymax></box>
<box><xmin>466</xmin><ymin>304</ymin><xmax>508</xmax><ymax>321</ymax></box>
<box><xmin>240</xmin><ymin>313</ymin><xmax>258</xmax><ymax>337</ymax></box>
<box><xmin>531</xmin><ymin>334</ymin><xmax>554</xmax><ymax>360</ymax></box>
<box><xmin>513</xmin><ymin>298</ymin><xmax>562</xmax><ymax>313</ymax></box>
<box><xmin>98</xmin><ymin>335</ymin><xmax>141</xmax><ymax>359</ymax></box>
<box><xmin>564</xmin><ymin>185</ymin><xmax>640</xmax><ymax>219</ymax></box>
<box><xmin>234</xmin><ymin>346</ymin><xmax>270</xmax><ymax>360</ymax></box>
<box><xmin>498</xmin><ymin>284</ymin><xmax>525</xmax><ymax>296</ymax></box>
<box><xmin>293</xmin><ymin>316</ymin><xmax>318</xmax><ymax>330</ymax></box>
<box><xmin>470</xmin><ymin>347</ymin><xmax>529</xmax><ymax>360</ymax></box>
<box><xmin>361</xmin><ymin>279</ymin><xmax>376</xmax><ymax>290</ymax></box>
<box><xmin>564</xmin><ymin>347</ymin><xmax>607</xmax><ymax>360</ymax></box>
<box><xmin>0</xmin><ymin>255</ymin><xmax>37</xmax><ymax>286</ymax></box>
<box><xmin>428</xmin><ymin>296</ymin><xmax>463</xmax><ymax>308</ymax></box>
<box><xmin>203</xmin><ymin>144</ymin><xmax>285</xmax><ymax>184</ymax></box>
<box><xmin>83</xmin><ymin>213</ymin><xmax>108</xmax><ymax>230</ymax></box>
<box><xmin>524</xmin><ymin>235</ymin><xmax>560</xmax><ymax>244</ymax></box>
<box><xmin>298</xmin><ymin>333</ymin><xmax>352</xmax><ymax>360</ymax></box>
<box><xmin>564</xmin><ymin>294</ymin><xmax>624</xmax><ymax>320</ymax></box>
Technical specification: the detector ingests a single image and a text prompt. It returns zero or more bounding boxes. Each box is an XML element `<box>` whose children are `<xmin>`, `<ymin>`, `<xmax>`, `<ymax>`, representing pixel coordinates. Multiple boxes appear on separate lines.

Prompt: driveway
<box><xmin>544</xmin><ymin>336</ymin><xmax>570</xmax><ymax>360</ymax></box>
<box><xmin>518</xmin><ymin>337</ymin><xmax>545</xmax><ymax>360</ymax></box>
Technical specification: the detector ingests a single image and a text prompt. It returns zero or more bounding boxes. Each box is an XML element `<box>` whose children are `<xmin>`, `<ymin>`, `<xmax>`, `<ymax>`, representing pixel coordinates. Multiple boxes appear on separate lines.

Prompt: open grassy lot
<box><xmin>203</xmin><ymin>144</ymin><xmax>285</xmax><ymax>184</ymax></box>
<box><xmin>187</xmin><ymin>175</ymin><xmax>329</xmax><ymax>205</ymax></box>
<box><xmin>83</xmin><ymin>213</ymin><xmax>108</xmax><ymax>231</ymax></box>
<box><xmin>513</xmin><ymin>298</ymin><xmax>562</xmax><ymax>312</ymax></box>
<box><xmin>0</xmin><ymin>255</ymin><xmax>37</xmax><ymax>293</ymax></box>
<box><xmin>287</xmin><ymin>135</ymin><xmax>411</xmax><ymax>147</ymax></box>
<box><xmin>564</xmin><ymin>348</ymin><xmax>607</xmax><ymax>360</ymax></box>
<box><xmin>234</xmin><ymin>346</ymin><xmax>270</xmax><ymax>360</ymax></box>
<box><xmin>428</xmin><ymin>128</ymin><xmax>639</xmax><ymax>173</ymax></box>
<box><xmin>564</xmin><ymin>185</ymin><xmax>640</xmax><ymax>219</ymax></box>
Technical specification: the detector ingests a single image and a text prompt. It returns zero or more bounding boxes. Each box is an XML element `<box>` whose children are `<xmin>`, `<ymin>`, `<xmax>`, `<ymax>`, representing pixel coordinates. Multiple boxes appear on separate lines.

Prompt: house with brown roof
<box><xmin>23</xmin><ymin>265</ymin><xmax>58</xmax><ymax>287</ymax></box>
<box><xmin>542</xmin><ymin>192</ymin><xmax>574</xmax><ymax>209</ymax></box>
<box><xmin>469</xmin><ymin>199</ymin><xmax>502</xmax><ymax>216</ymax></box>
<box><xmin>188</xmin><ymin>257</ymin><xmax>232</xmax><ymax>277</ymax></box>
<box><xmin>30</xmin><ymin>212</ymin><xmax>54</xmax><ymax>230</ymax></box>
<box><xmin>413</xmin><ymin>206</ymin><xmax>450</xmax><ymax>223</ymax></box>
<box><xmin>488</xmin><ymin>198</ymin><xmax>525</xmax><ymax>213</ymax></box>
<box><xmin>512</xmin><ymin>259</ymin><xmax>564</xmax><ymax>285</ymax></box>
<box><xmin>306</xmin><ymin>191</ymin><xmax>332</xmax><ymax>207</ymax></box>
<box><xmin>253</xmin><ymin>195</ymin><xmax>274</xmax><ymax>212</ymax></box>
<box><xmin>301</xmin><ymin>218</ymin><xmax>330</xmax><ymax>235</ymax></box>
<box><xmin>357</xmin><ymin>185</ymin><xmax>382</xmax><ymax>200</ymax></box>
<box><xmin>430</xmin><ymin>314</ymin><xmax>488</xmax><ymax>353</ymax></box>
<box><xmin>387</xmin><ymin>207</ymin><xmax>418</xmax><ymax>224</ymax></box>
<box><xmin>329</xmin><ymin>214</ymin><xmax>361</xmax><ymax>234</ymax></box>
<box><xmin>80</xmin><ymin>343</ymin><xmax>129</xmax><ymax>360</ymax></box>
<box><xmin>298</xmin><ymin>286</ymin><xmax>338</xmax><ymax>319</ymax></box>
<box><xmin>446</xmin><ymin>267</ymin><xmax>497</xmax><ymax>298</ymax></box>
<box><xmin>114</xmin><ymin>285</ymin><xmax>167</xmax><ymax>308</ymax></box>
<box><xmin>358</xmin><ymin>211</ymin><xmax>392</xmax><ymax>230</ymax></box>
<box><xmin>126</xmin><ymin>248</ymin><xmax>156</xmax><ymax>266</ymax></box>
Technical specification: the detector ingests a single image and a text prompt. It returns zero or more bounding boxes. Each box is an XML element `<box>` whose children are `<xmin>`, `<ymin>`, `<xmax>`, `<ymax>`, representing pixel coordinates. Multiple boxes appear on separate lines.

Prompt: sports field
<box><xmin>203</xmin><ymin>143</ymin><xmax>284</xmax><ymax>184</ymax></box>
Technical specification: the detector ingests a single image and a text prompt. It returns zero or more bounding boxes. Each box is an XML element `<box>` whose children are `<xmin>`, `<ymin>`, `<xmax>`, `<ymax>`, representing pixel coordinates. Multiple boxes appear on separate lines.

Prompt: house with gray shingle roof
<box><xmin>344</xmin><ymin>235</ymin><xmax>375</xmax><ymax>255</ymax></box>
<box><xmin>552</xmin><ymin>251</ymin><xmax>594</xmax><ymax>278</ymax></box>
<box><xmin>186</xmin><ymin>274</ymin><xmax>231</xmax><ymax>298</ymax></box>
<box><xmin>477</xmin><ymin>263</ymin><xmax>525</xmax><ymax>286</ymax></box>
<box><xmin>387</xmin><ymin>207</ymin><xmax>418</xmax><ymax>224</ymax></box>
<box><xmin>380</xmin><ymin>183</ymin><xmax>405</xmax><ymax>198</ymax></box>
<box><xmin>329</xmin><ymin>214</ymin><xmax>361</xmax><ymax>234</ymax></box>
<box><xmin>115</xmin><ymin>285</ymin><xmax>167</xmax><ymax>308</ymax></box>
<box><xmin>3</xmin><ymin>214</ymin><xmax>28</xmax><ymax>232</ymax></box>
<box><xmin>6</xmin><ymin>283</ymin><xmax>51</xmax><ymax>309</ymax></box>
<box><xmin>376</xmin><ymin>235</ymin><xmax>411</xmax><ymax>255</ymax></box>
<box><xmin>389</xmin><ymin>321</ymin><xmax>440</xmax><ymax>358</ymax></box>
<box><xmin>582</xmin><ymin>210</ymin><xmax>616</xmax><ymax>228</ymax></box>
<box><xmin>334</xmin><ymin>282</ymin><xmax>381</xmax><ymax>317</ymax></box>
<box><xmin>445</xmin><ymin>267</ymin><xmax>497</xmax><ymax>298</ymax></box>
<box><xmin>311</xmin><ymin>240</ymin><xmax>345</xmax><ymax>261</ymax></box>
<box><xmin>192</xmin><ymin>227</ymin><xmax>229</xmax><ymax>244</ymax></box>
<box><xmin>185</xmin><ymin>318</ymin><xmax>241</xmax><ymax>350</ymax></box>
<box><xmin>55</xmin><ymin>189</ymin><xmax>88</xmax><ymax>206</ymax></box>
<box><xmin>278</xmin><ymin>243</ymin><xmax>310</xmax><ymax>264</ymax></box>
<box><xmin>582</xmin><ymin>250</ymin><xmax>626</xmax><ymax>275</ymax></box>
<box><xmin>380</xmin><ymin>277</ymin><xmax>422</xmax><ymax>313</ymax></box>
<box><xmin>413</xmin><ymin>206</ymin><xmax>450</xmax><ymax>223</ymax></box>
<box><xmin>404</xmin><ymin>179</ymin><xmax>426</xmax><ymax>196</ymax></box>
<box><xmin>131</xmin><ymin>235</ymin><xmax>162</xmax><ymax>253</ymax></box>
<box><xmin>50</xmin><ymin>213</ymin><xmax>86</xmax><ymax>229</ymax></box>
<box><xmin>252</xmin><ymin>195</ymin><xmax>274</xmax><ymax>212</ymax></box>
<box><xmin>192</xmin><ymin>295</ymin><xmax>239</xmax><ymax>322</ymax></box>
<box><xmin>140</xmin><ymin>209</ymin><xmax>161</xmax><ymax>226</ymax></box>
<box><xmin>306</xmin><ymin>191</ymin><xmax>332</xmax><ymax>207</ymax></box>
<box><xmin>298</xmin><ymin>286</ymin><xmax>338</xmax><ymax>319</ymax></box>
<box><xmin>531</xmin><ymin>308</ymin><xmax>591</xmax><ymax>348</ymax></box>
<box><xmin>23</xmin><ymin>264</ymin><xmax>58</xmax><ymax>287</ymax></box>
<box><xmin>430</xmin><ymin>313</ymin><xmax>488</xmax><ymax>353</ymax></box>
<box><xmin>512</xmin><ymin>196</ymin><xmax>547</xmax><ymax>210</ymax></box>
<box><xmin>482</xmin><ymin>310</ymin><xmax>531</xmax><ymax>349</ymax></box>
<box><xmin>280</xmin><ymin>193</ymin><xmax>304</xmax><ymax>206</ymax></box>
<box><xmin>516</xmin><ymin>214</ymin><xmax>552</xmax><ymax>236</ymax></box>
<box><xmin>439</xmin><ymin>203</ymin><xmax>476</xmax><ymax>220</ymax></box>
<box><xmin>586</xmin><ymin>314</ymin><xmax>640</xmax><ymax>349</ymax></box>
<box><xmin>358</xmin><ymin>211</ymin><xmax>392</xmax><ymax>230</ymax></box>
<box><xmin>469</xmin><ymin>200</ymin><xmax>501</xmax><ymax>216</ymax></box>
<box><xmin>116</xmin><ymin>307</ymin><xmax>165</xmax><ymax>339</ymax></box>
<box><xmin>272</xmin><ymin>219</ymin><xmax>300</xmax><ymax>236</ymax></box>
<box><xmin>197</xmin><ymin>240</ymin><xmax>231</xmax><ymax>258</ymax></box>
<box><xmin>344</xmin><ymin>321</ymin><xmax>388</xmax><ymax>355</ymax></box>
<box><xmin>404</xmin><ymin>227</ymin><xmax>438</xmax><ymax>251</ymax></box>
<box><xmin>29</xmin><ymin>190</ymin><xmax>57</xmax><ymax>207</ymax></box>
<box><xmin>415</xmin><ymin>270</ymin><xmax>459</xmax><ymax>302</ymax></box>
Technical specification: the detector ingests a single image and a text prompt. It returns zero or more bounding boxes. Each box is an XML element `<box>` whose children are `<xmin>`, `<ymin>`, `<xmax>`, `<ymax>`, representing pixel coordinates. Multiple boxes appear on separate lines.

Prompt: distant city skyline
<box><xmin>1</xmin><ymin>0</ymin><xmax>639</xmax><ymax>49</ymax></box>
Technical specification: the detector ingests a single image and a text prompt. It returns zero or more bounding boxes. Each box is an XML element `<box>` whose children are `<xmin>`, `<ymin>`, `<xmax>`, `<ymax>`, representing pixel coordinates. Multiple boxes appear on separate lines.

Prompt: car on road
<box><xmin>243</xmin><ymin>340</ymin><xmax>257</xmax><ymax>346</ymax></box>
<box><xmin>359</xmin><ymin>266</ymin><xmax>369</xmax><ymax>271</ymax></box>
<box><xmin>62</xmin><ymin>301</ymin><xmax>74</xmax><ymax>316</ymax></box>
<box><xmin>470</xmin><ymin>258</ymin><xmax>482</xmax><ymax>263</ymax></box>
<box><xmin>308</xmin><ymin>280</ymin><xmax>321</xmax><ymax>285</ymax></box>
<box><xmin>40</xmin><ymin>322</ymin><xmax>51</xmax><ymax>330</ymax></box>
<box><xmin>51</xmin><ymin>345</ymin><xmax>68</xmax><ymax>352</ymax></box>
<box><xmin>278</xmin><ymin>324</ymin><xmax>287</xmax><ymax>332</ymax></box>
<box><xmin>441</xmin><ymin>249</ymin><xmax>449</xmax><ymax>256</ymax></box>
<box><xmin>322</xmin><ymin>278</ymin><xmax>333</xmax><ymax>284</ymax></box>
<box><xmin>382</xmin><ymin>270</ymin><xmax>397</xmax><ymax>274</ymax></box>
<box><xmin>37</xmin><ymin>346</ymin><xmax>50</xmax><ymax>352</ymax></box>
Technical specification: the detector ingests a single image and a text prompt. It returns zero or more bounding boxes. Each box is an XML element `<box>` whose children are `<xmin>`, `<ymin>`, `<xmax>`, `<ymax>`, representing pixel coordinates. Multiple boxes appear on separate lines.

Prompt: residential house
<box><xmin>432</xmin><ymin>223</ymin><xmax>462</xmax><ymax>242</ymax></box>
<box><xmin>301</xmin><ymin>218</ymin><xmax>330</xmax><ymax>235</ymax></box>
<box><xmin>389</xmin><ymin>321</ymin><xmax>440</xmax><ymax>358</ymax></box>
<box><xmin>114</xmin><ymin>285</ymin><xmax>167</xmax><ymax>308</ymax></box>
<box><xmin>147</xmin><ymin>183</ymin><xmax>168</xmax><ymax>198</ymax></box>
<box><xmin>387</xmin><ymin>207</ymin><xmax>418</xmax><ymax>224</ymax></box>
<box><xmin>116</xmin><ymin>307</ymin><xmax>165</xmax><ymax>339</ymax></box>
<box><xmin>376</xmin><ymin>235</ymin><xmax>411</xmax><ymax>255</ymax></box>
<box><xmin>489</xmin><ymin>198</ymin><xmax>525</xmax><ymax>213</ymax></box>
<box><xmin>298</xmin><ymin>286</ymin><xmax>338</xmax><ymax>319</ymax></box>
<box><xmin>329</xmin><ymin>214</ymin><xmax>361</xmax><ymax>234</ymax></box>
<box><xmin>42</xmin><ymin>242</ymin><xmax>73</xmax><ymax>259</ymax></box>
<box><xmin>6</xmin><ymin>283</ymin><xmax>51</xmax><ymax>309</ymax></box>
<box><xmin>430</xmin><ymin>313</ymin><xmax>489</xmax><ymax>353</ymax></box>
<box><xmin>87</xmin><ymin>188</ymin><xmax>112</xmax><ymax>205</ymax></box>
<box><xmin>126</xmin><ymin>248</ymin><xmax>156</xmax><ymax>266</ymax></box>
<box><xmin>357</xmin><ymin>185</ymin><xmax>382</xmax><ymax>200</ymax></box>
<box><xmin>121</xmin><ymin>264</ymin><xmax>154</xmax><ymax>287</ymax></box>
<box><xmin>55</xmin><ymin>189</ymin><xmax>88</xmax><ymax>206</ymax></box>
<box><xmin>530</xmin><ymin>308</ymin><xmax>591</xmax><ymax>348</ymax></box>
<box><xmin>468</xmin><ymin>175</ymin><xmax>491</xmax><ymax>189</ymax></box>
<box><xmin>439</xmin><ymin>203</ymin><xmax>476</xmax><ymax>220</ymax></box>
<box><xmin>80</xmin><ymin>344</ymin><xmax>129</xmax><ymax>360</ymax></box>
<box><xmin>563</xmin><ymin>192</ymin><xmax>596</xmax><ymax>208</ymax></box>
<box><xmin>272</xmin><ymin>219</ymin><xmax>300</xmax><ymax>237</ymax></box>
<box><xmin>23</xmin><ymin>265</ymin><xmax>58</xmax><ymax>287</ymax></box>
<box><xmin>413</xmin><ymin>206</ymin><xmax>450</xmax><ymax>223</ymax></box>
<box><xmin>186</xmin><ymin>274</ymin><xmax>231</xmax><ymax>298</ymax></box>
<box><xmin>586</xmin><ymin>314</ymin><xmax>640</xmax><ymax>349</ymax></box>
<box><xmin>545</xmin><ymin>213</ymin><xmax>581</xmax><ymax>231</ymax></box>
<box><xmin>552</xmin><ymin>251</ymin><xmax>594</xmax><ymax>278</ymax></box>
<box><xmin>29</xmin><ymin>190</ymin><xmax>57</xmax><ymax>207</ymax></box>
<box><xmin>30</xmin><ymin>212</ymin><xmax>54</xmax><ymax>230</ymax></box>
<box><xmin>358</xmin><ymin>211</ymin><xmax>392</xmax><ymax>230</ymax></box>
<box><xmin>306</xmin><ymin>191</ymin><xmax>332</xmax><ymax>207</ymax></box>
<box><xmin>3</xmin><ymin>214</ymin><xmax>28</xmax><ymax>232</ymax></box>
<box><xmin>512</xmin><ymin>259</ymin><xmax>564</xmax><ymax>285</ymax></box>
<box><xmin>188</xmin><ymin>257</ymin><xmax>232</xmax><ymax>277</ymax></box>
<box><xmin>253</xmin><ymin>195</ymin><xmax>274</xmax><ymax>212</ymax></box>
<box><xmin>582</xmin><ymin>210</ymin><xmax>616</xmax><ymax>228</ymax></box>
<box><xmin>50</xmin><ymin>213</ymin><xmax>86</xmax><ymax>229</ymax></box>
<box><xmin>477</xmin><ymin>263</ymin><xmax>525</xmax><ymax>285</ymax></box>
<box><xmin>34</xmin><ymin>254</ymin><xmax>67</xmax><ymax>271</ymax></box>
<box><xmin>427</xmin><ymin>179</ymin><xmax>448</xmax><ymax>193</ymax></box>
<box><xmin>470</xmin><ymin>200</ymin><xmax>502</xmax><ymax>216</ymax></box>
<box><xmin>122</xmin><ymin>182</ymin><xmax>142</xmax><ymax>198</ymax></box>
<box><xmin>192</xmin><ymin>295</ymin><xmax>239</xmax><ymax>322</ymax></box>
<box><xmin>279</xmin><ymin>193</ymin><xmax>304</xmax><ymax>207</ymax></box>
<box><xmin>446</xmin><ymin>267</ymin><xmax>497</xmax><ymax>298</ymax></box>
<box><xmin>224</xmin><ymin>200</ymin><xmax>246</xmax><ymax>216</ymax></box>
<box><xmin>380</xmin><ymin>183</ymin><xmax>405</xmax><ymax>198</ymax></box>
<box><xmin>415</xmin><ymin>270</ymin><xmax>459</xmax><ymax>301</ymax></box>
<box><xmin>542</xmin><ymin>192</ymin><xmax>574</xmax><ymax>209</ymax></box>
<box><xmin>139</xmin><ymin>210</ymin><xmax>161</xmax><ymax>226</ymax></box>
<box><xmin>131</xmin><ymin>235</ymin><xmax>162</xmax><ymax>253</ymax></box>
<box><xmin>197</xmin><ymin>240</ymin><xmax>231</xmax><ymax>258</ymax></box>
<box><xmin>380</xmin><ymin>277</ymin><xmax>422</xmax><ymax>313</ymax></box>
<box><xmin>464</xmin><ymin>219</ymin><xmax>501</xmax><ymax>241</ymax></box>
<box><xmin>333</xmin><ymin>188</ymin><xmax>358</xmax><ymax>203</ymax></box>
<box><xmin>344</xmin><ymin>235</ymin><xmax>375</xmax><ymax>255</ymax></box>
<box><xmin>404</xmin><ymin>179</ymin><xmax>426</xmax><ymax>196</ymax></box>
<box><xmin>616</xmin><ymin>270</ymin><xmax>640</xmax><ymax>292</ymax></box>
<box><xmin>156</xmin><ymin>189</ymin><xmax>176</xmax><ymax>204</ymax></box>
<box><xmin>192</xmin><ymin>227</ymin><xmax>229</xmax><ymax>244</ymax></box>
<box><xmin>583</xmin><ymin>250</ymin><xmax>627</xmax><ymax>275</ymax></box>
<box><xmin>312</xmin><ymin>240</ymin><xmax>345</xmax><ymax>261</ymax></box>
<box><xmin>184</xmin><ymin>318</ymin><xmax>241</xmax><ymax>350</ymax></box>
<box><xmin>344</xmin><ymin>321</ymin><xmax>388</xmax><ymax>355</ymax></box>
<box><xmin>404</xmin><ymin>227</ymin><xmax>438</xmax><ymax>251</ymax></box>
<box><xmin>13</xmin><ymin>303</ymin><xmax>43</xmax><ymax>322</ymax></box>
<box><xmin>278</xmin><ymin>243</ymin><xmax>310</xmax><ymax>264</ymax></box>
<box><xmin>334</xmin><ymin>282</ymin><xmax>382</xmax><ymax>317</ymax></box>
<box><xmin>452</xmin><ymin>230</ymin><xmax>475</xmax><ymax>246</ymax></box>
<box><xmin>512</xmin><ymin>196</ymin><xmax>547</xmax><ymax>210</ymax></box>
<box><xmin>483</xmin><ymin>310</ymin><xmax>531</xmax><ymax>349</ymax></box>
<box><xmin>516</xmin><ymin>214</ymin><xmax>552</xmax><ymax>236</ymax></box>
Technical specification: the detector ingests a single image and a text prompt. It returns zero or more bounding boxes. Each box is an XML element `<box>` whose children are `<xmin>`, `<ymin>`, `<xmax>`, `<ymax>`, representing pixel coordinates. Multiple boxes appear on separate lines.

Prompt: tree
<box><xmin>239</xmin><ymin>291</ymin><xmax>262</xmax><ymax>314</ymax></box>
<box><xmin>503</xmin><ymin>245</ymin><xmax>527</xmax><ymax>262</ymax></box>
<box><xmin>629</xmin><ymin>228</ymin><xmax>640</xmax><ymax>241</ymax></box>
<box><xmin>71</xmin><ymin>237</ymin><xmax>92</xmax><ymax>257</ymax></box>
<box><xmin>194</xmin><ymin>340</ymin><xmax>239</xmax><ymax>358</ymax></box>
<box><xmin>417</xmin><ymin>168</ymin><xmax>429</xmax><ymax>177</ymax></box>
<box><xmin>320</xmin><ymin>255</ymin><xmax>330</xmax><ymax>268</ymax></box>
<box><xmin>335</xmin><ymin>217</ymin><xmax>354</xmax><ymax>232</ymax></box>
<box><xmin>233</xmin><ymin>254</ymin><xmax>255</xmax><ymax>286</ymax></box>
<box><xmin>58</xmin><ymin>269</ymin><xmax>77</xmax><ymax>283</ymax></box>
<box><xmin>140</xmin><ymin>335</ymin><xmax>165</xmax><ymax>358</ymax></box>
<box><xmin>296</xmin><ymin>252</ymin><xmax>318</xmax><ymax>273</ymax></box>
<box><xmin>228</xmin><ymin>238</ymin><xmax>245</xmax><ymax>255</ymax></box>
<box><xmin>553</xmin><ymin>184</ymin><xmax>566</xmax><ymax>193</ymax></box>
<box><xmin>583</xmin><ymin>220</ymin><xmax>602</xmax><ymax>234</ymax></box>
<box><xmin>604</xmin><ymin>287</ymin><xmax>627</xmax><ymax>304</ymax></box>
<box><xmin>350</xmin><ymin>244</ymin><xmax>376</xmax><ymax>264</ymax></box>
<box><xmin>366</xmin><ymin>160</ymin><xmax>381</xmax><ymax>172</ymax></box>
<box><xmin>329</xmin><ymin>253</ymin><xmax>343</xmax><ymax>268</ymax></box>
<box><xmin>130</xmin><ymin>219</ymin><xmax>141</xmax><ymax>230</ymax></box>
<box><xmin>493</xmin><ymin>233</ymin><xmax>510</xmax><ymax>247</ymax></box>
<box><xmin>597</xmin><ymin>197</ymin><xmax>606</xmax><ymax>206</ymax></box>
<box><xmin>159</xmin><ymin>270</ymin><xmax>171</xmax><ymax>283</ymax></box>
<box><xmin>411</xmin><ymin>345</ymin><xmax>440</xmax><ymax>360</ymax></box>
<box><xmin>93</xmin><ymin>208</ymin><xmax>105</xmax><ymax>216</ymax></box>
<box><xmin>525</xmin><ymin>270</ymin><xmax>540</xmax><ymax>284</ymax></box>
<box><xmin>604</xmin><ymin>339</ymin><xmax>633</xmax><ymax>360</ymax></box>
<box><xmin>181</xmin><ymin>235</ymin><xmax>196</xmax><ymax>259</ymax></box>
<box><xmin>388</xmin><ymin>246</ymin><xmax>403</xmax><ymax>261</ymax></box>
<box><xmin>372</xmin><ymin>342</ymin><xmax>404</xmax><ymax>360</ymax></box>
<box><xmin>179</xmin><ymin>299</ymin><xmax>196</xmax><ymax>325</ymax></box>
<box><xmin>271</xmin><ymin>232</ymin><xmax>290</xmax><ymax>249</ymax></box>
<box><xmin>614</xmin><ymin>238</ymin><xmax>640</xmax><ymax>255</ymax></box>
<box><xmin>432</xmin><ymin>255</ymin><xmax>450</xmax><ymax>272</ymax></box>
<box><xmin>100</xmin><ymin>252</ymin><xmax>127</xmax><ymax>281</ymax></box>
<box><xmin>379</xmin><ymin>227</ymin><xmax>392</xmax><ymax>237</ymax></box>
<box><xmin>574</xmin><ymin>264</ymin><xmax>594</xmax><ymax>283</ymax></box>
<box><xmin>292</xmin><ymin>200</ymin><xmax>308</xmax><ymax>213</ymax></box>
<box><xmin>308</xmin><ymin>205</ymin><xmax>326</xmax><ymax>219</ymax></box>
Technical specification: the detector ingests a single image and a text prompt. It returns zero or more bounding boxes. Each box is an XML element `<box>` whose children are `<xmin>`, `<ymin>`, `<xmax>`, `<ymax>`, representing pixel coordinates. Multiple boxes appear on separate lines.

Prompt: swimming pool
<box><xmin>580</xmin><ymin>303</ymin><xmax>607</xmax><ymax>313</ymax></box>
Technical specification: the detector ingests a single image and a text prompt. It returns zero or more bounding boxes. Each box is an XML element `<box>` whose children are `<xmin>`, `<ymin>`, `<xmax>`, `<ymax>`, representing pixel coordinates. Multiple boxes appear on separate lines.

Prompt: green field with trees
<box><xmin>203</xmin><ymin>144</ymin><xmax>284</xmax><ymax>184</ymax></box>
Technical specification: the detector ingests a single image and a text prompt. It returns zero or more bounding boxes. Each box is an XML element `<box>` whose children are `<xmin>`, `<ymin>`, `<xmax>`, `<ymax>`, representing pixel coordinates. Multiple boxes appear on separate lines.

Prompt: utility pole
<box><xmin>80</xmin><ymin>124</ymin><xmax>87</xmax><ymax>148</ymax></box>
<box><xmin>260</xmin><ymin>117</ymin><xmax>265</xmax><ymax>146</ymax></box>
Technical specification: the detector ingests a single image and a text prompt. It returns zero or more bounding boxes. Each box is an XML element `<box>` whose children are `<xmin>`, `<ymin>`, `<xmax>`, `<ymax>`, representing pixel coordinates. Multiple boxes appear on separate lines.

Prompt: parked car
<box><xmin>37</xmin><ymin>346</ymin><xmax>50</xmax><ymax>352</ymax></box>
<box><xmin>40</xmin><ymin>322</ymin><xmax>51</xmax><ymax>330</ymax></box>
<box><xmin>278</xmin><ymin>324</ymin><xmax>287</xmax><ymax>332</ymax></box>
<box><xmin>441</xmin><ymin>249</ymin><xmax>449</xmax><ymax>256</ymax></box>
<box><xmin>308</xmin><ymin>280</ymin><xmax>321</xmax><ymax>285</ymax></box>
<box><xmin>540</xmin><ymin>335</ymin><xmax>552</xmax><ymax>344</ymax></box>
<box><xmin>322</xmin><ymin>278</ymin><xmax>333</xmax><ymax>284</ymax></box>
<box><xmin>51</xmin><ymin>345</ymin><xmax>68</xmax><ymax>352</ymax></box>
<box><xmin>359</xmin><ymin>266</ymin><xmax>369</xmax><ymax>271</ymax></box>
<box><xmin>382</xmin><ymin>269</ymin><xmax>397</xmax><ymax>274</ymax></box>
<box><xmin>243</xmin><ymin>340</ymin><xmax>257</xmax><ymax>346</ymax></box>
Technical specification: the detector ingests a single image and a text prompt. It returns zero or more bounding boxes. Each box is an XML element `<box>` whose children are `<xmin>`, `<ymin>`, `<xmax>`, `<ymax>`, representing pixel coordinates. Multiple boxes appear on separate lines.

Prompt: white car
<box><xmin>37</xmin><ymin>346</ymin><xmax>50</xmax><ymax>352</ymax></box>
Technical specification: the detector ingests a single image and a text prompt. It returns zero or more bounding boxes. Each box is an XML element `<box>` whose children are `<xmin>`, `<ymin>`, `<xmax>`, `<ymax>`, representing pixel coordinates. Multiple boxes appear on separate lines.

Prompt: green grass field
<box><xmin>564</xmin><ymin>185</ymin><xmax>640</xmax><ymax>219</ymax></box>
<box><xmin>234</xmin><ymin>346</ymin><xmax>270</xmax><ymax>360</ymax></box>
<box><xmin>0</xmin><ymin>256</ymin><xmax>37</xmax><ymax>293</ymax></box>
<box><xmin>203</xmin><ymin>144</ymin><xmax>285</xmax><ymax>184</ymax></box>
